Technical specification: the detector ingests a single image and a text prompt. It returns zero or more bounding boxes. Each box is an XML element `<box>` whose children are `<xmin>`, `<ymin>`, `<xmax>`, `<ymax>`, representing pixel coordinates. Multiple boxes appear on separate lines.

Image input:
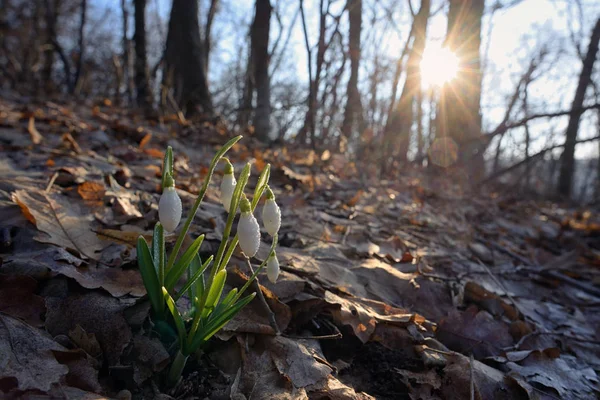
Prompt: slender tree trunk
<box><xmin>297</xmin><ymin>0</ymin><xmax>313</xmax><ymax>145</ymax></box>
<box><xmin>165</xmin><ymin>0</ymin><xmax>213</xmax><ymax>116</ymax></box>
<box><xmin>558</xmin><ymin>17</ymin><xmax>600</xmax><ymax>197</ymax></box>
<box><xmin>251</xmin><ymin>0</ymin><xmax>272</xmax><ymax>141</ymax></box>
<box><xmin>121</xmin><ymin>0</ymin><xmax>133</xmax><ymax>104</ymax></box>
<box><xmin>72</xmin><ymin>0</ymin><xmax>87</xmax><ymax>94</ymax></box>
<box><xmin>340</xmin><ymin>0</ymin><xmax>362</xmax><ymax>142</ymax></box>
<box><xmin>436</xmin><ymin>0</ymin><xmax>484</xmax><ymax>179</ymax></box>
<box><xmin>416</xmin><ymin>87</ymin><xmax>424</xmax><ymax>161</ymax></box>
<box><xmin>384</xmin><ymin>0</ymin><xmax>430</xmax><ymax>164</ymax></box>
<box><xmin>42</xmin><ymin>0</ymin><xmax>56</xmax><ymax>93</ymax></box>
<box><xmin>134</xmin><ymin>0</ymin><xmax>151</xmax><ymax>108</ymax></box>
<box><xmin>204</xmin><ymin>0</ymin><xmax>219</xmax><ymax>73</ymax></box>
<box><xmin>44</xmin><ymin>0</ymin><xmax>71</xmax><ymax>91</ymax></box>
<box><xmin>238</xmin><ymin>42</ymin><xmax>254</xmax><ymax>129</ymax></box>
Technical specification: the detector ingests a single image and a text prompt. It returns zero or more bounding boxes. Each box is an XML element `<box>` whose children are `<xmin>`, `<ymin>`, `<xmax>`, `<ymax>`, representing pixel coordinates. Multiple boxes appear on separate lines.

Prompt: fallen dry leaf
<box><xmin>12</xmin><ymin>189</ymin><xmax>106</xmax><ymax>260</ymax></box>
<box><xmin>0</xmin><ymin>274</ymin><xmax>46</xmax><ymax>327</ymax></box>
<box><xmin>266</xmin><ymin>336</ymin><xmax>332</xmax><ymax>388</ymax></box>
<box><xmin>5</xmin><ymin>247</ymin><xmax>146</xmax><ymax>297</ymax></box>
<box><xmin>0</xmin><ymin>314</ymin><xmax>68</xmax><ymax>392</ymax></box>
<box><xmin>45</xmin><ymin>291</ymin><xmax>133</xmax><ymax>366</ymax></box>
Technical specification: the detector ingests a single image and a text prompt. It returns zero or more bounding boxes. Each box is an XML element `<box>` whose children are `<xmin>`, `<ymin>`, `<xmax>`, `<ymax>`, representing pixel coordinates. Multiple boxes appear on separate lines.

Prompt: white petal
<box><xmin>238</xmin><ymin>212</ymin><xmax>260</xmax><ymax>257</ymax></box>
<box><xmin>220</xmin><ymin>174</ymin><xmax>236</xmax><ymax>211</ymax></box>
<box><xmin>266</xmin><ymin>255</ymin><xmax>280</xmax><ymax>283</ymax></box>
<box><xmin>159</xmin><ymin>187</ymin><xmax>182</xmax><ymax>232</ymax></box>
<box><xmin>262</xmin><ymin>199</ymin><xmax>281</xmax><ymax>236</ymax></box>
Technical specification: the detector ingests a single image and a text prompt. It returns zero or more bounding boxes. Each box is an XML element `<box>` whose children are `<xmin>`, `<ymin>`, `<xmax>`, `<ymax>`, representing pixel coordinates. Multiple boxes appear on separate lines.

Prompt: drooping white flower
<box><xmin>262</xmin><ymin>188</ymin><xmax>281</xmax><ymax>236</ymax></box>
<box><xmin>238</xmin><ymin>198</ymin><xmax>260</xmax><ymax>257</ymax></box>
<box><xmin>220</xmin><ymin>161</ymin><xmax>236</xmax><ymax>211</ymax></box>
<box><xmin>159</xmin><ymin>175</ymin><xmax>182</xmax><ymax>232</ymax></box>
<box><xmin>266</xmin><ymin>252</ymin><xmax>280</xmax><ymax>283</ymax></box>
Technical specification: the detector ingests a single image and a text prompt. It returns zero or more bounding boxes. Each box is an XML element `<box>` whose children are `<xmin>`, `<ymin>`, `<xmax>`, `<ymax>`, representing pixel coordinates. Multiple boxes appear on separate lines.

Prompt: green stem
<box><xmin>167</xmin><ymin>350</ymin><xmax>189</xmax><ymax>387</ymax></box>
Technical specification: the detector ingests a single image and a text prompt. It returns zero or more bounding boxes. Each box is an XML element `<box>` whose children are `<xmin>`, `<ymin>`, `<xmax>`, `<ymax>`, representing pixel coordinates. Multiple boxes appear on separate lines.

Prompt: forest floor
<box><xmin>1</xmin><ymin>96</ymin><xmax>600</xmax><ymax>400</ymax></box>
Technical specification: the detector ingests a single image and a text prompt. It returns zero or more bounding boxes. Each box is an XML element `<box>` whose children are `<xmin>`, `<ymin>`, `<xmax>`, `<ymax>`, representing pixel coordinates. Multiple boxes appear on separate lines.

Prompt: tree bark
<box><xmin>340</xmin><ymin>0</ymin><xmax>362</xmax><ymax>141</ymax></box>
<box><xmin>204</xmin><ymin>0</ymin><xmax>219</xmax><ymax>73</ymax></box>
<box><xmin>44</xmin><ymin>0</ymin><xmax>71</xmax><ymax>91</ymax></box>
<box><xmin>72</xmin><ymin>0</ymin><xmax>87</xmax><ymax>94</ymax></box>
<box><xmin>384</xmin><ymin>0</ymin><xmax>430</xmax><ymax>165</ymax></box>
<box><xmin>436</xmin><ymin>0</ymin><xmax>484</xmax><ymax>178</ymax></box>
<box><xmin>558</xmin><ymin>17</ymin><xmax>600</xmax><ymax>197</ymax></box>
<box><xmin>134</xmin><ymin>0</ymin><xmax>151</xmax><ymax>108</ymax></box>
<box><xmin>251</xmin><ymin>0</ymin><xmax>272</xmax><ymax>141</ymax></box>
<box><xmin>165</xmin><ymin>0</ymin><xmax>213</xmax><ymax>116</ymax></box>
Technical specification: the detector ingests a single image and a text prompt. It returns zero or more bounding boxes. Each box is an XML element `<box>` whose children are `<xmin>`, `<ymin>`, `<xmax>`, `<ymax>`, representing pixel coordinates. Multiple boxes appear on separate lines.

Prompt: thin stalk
<box><xmin>233</xmin><ymin>234</ymin><xmax>278</xmax><ymax>302</ymax></box>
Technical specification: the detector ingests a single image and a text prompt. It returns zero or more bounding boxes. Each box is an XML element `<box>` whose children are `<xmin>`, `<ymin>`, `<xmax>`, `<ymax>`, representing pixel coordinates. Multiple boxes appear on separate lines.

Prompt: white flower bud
<box><xmin>266</xmin><ymin>253</ymin><xmax>280</xmax><ymax>283</ymax></box>
<box><xmin>262</xmin><ymin>198</ymin><xmax>281</xmax><ymax>236</ymax></box>
<box><xmin>159</xmin><ymin>187</ymin><xmax>182</xmax><ymax>232</ymax></box>
<box><xmin>238</xmin><ymin>211</ymin><xmax>260</xmax><ymax>257</ymax></box>
<box><xmin>220</xmin><ymin>173</ymin><xmax>236</xmax><ymax>211</ymax></box>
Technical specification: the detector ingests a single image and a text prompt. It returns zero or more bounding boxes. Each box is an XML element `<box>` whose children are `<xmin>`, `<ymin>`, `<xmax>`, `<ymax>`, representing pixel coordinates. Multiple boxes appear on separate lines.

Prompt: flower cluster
<box><xmin>139</xmin><ymin>137</ymin><xmax>282</xmax><ymax>386</ymax></box>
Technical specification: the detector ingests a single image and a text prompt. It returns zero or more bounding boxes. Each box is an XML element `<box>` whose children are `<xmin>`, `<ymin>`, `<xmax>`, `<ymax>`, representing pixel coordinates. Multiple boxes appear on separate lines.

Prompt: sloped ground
<box><xmin>0</xmin><ymin>97</ymin><xmax>599</xmax><ymax>399</ymax></box>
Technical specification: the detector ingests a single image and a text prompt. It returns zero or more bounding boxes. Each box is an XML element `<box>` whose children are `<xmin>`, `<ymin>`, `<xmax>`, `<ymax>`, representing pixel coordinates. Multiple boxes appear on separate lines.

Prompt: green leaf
<box><xmin>202</xmin><ymin>269</ymin><xmax>228</xmax><ymax>319</ymax></box>
<box><xmin>174</xmin><ymin>255</ymin><xmax>213</xmax><ymax>302</ymax></box>
<box><xmin>162</xmin><ymin>287</ymin><xmax>187</xmax><ymax>352</ymax></box>
<box><xmin>137</xmin><ymin>236</ymin><xmax>163</xmax><ymax>314</ymax></box>
<box><xmin>251</xmin><ymin>164</ymin><xmax>271</xmax><ymax>209</ymax></box>
<box><xmin>211</xmin><ymin>288</ymin><xmax>238</xmax><ymax>317</ymax></box>
<box><xmin>165</xmin><ymin>234</ymin><xmax>205</xmax><ymax>291</ymax></box>
<box><xmin>151</xmin><ymin>223</ymin><xmax>162</xmax><ymax>274</ymax></box>
<box><xmin>188</xmin><ymin>293</ymin><xmax>256</xmax><ymax>353</ymax></box>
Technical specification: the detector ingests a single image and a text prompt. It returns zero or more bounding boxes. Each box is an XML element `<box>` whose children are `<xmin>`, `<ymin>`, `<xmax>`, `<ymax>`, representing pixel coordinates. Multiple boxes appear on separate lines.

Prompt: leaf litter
<box><xmin>0</xmin><ymin>98</ymin><xmax>599</xmax><ymax>399</ymax></box>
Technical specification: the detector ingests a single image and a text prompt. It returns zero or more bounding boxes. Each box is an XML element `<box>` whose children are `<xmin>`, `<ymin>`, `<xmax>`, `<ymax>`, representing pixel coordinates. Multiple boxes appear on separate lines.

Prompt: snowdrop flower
<box><xmin>159</xmin><ymin>173</ymin><xmax>182</xmax><ymax>232</ymax></box>
<box><xmin>238</xmin><ymin>197</ymin><xmax>260</xmax><ymax>257</ymax></box>
<box><xmin>262</xmin><ymin>187</ymin><xmax>281</xmax><ymax>236</ymax></box>
<box><xmin>220</xmin><ymin>160</ymin><xmax>236</xmax><ymax>211</ymax></box>
<box><xmin>266</xmin><ymin>252</ymin><xmax>280</xmax><ymax>283</ymax></box>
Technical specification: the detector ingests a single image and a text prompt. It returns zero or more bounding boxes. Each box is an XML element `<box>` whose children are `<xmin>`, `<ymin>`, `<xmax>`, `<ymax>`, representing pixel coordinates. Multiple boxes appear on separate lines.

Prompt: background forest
<box><xmin>2</xmin><ymin>0</ymin><xmax>600</xmax><ymax>201</ymax></box>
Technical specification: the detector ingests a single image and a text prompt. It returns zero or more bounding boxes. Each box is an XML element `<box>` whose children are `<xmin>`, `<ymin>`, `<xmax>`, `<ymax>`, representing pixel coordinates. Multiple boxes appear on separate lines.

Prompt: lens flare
<box><xmin>420</xmin><ymin>44</ymin><xmax>459</xmax><ymax>88</ymax></box>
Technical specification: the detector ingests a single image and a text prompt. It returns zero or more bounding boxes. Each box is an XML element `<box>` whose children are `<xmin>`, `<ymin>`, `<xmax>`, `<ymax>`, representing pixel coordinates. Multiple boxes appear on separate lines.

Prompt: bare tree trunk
<box><xmin>237</xmin><ymin>43</ymin><xmax>254</xmax><ymax>129</ymax></box>
<box><xmin>251</xmin><ymin>0</ymin><xmax>272</xmax><ymax>141</ymax></box>
<box><xmin>558</xmin><ymin>17</ymin><xmax>600</xmax><ymax>197</ymax></box>
<box><xmin>44</xmin><ymin>0</ymin><xmax>71</xmax><ymax>91</ymax></box>
<box><xmin>300</xmin><ymin>0</ymin><xmax>330</xmax><ymax>146</ymax></box>
<box><xmin>416</xmin><ymin>87</ymin><xmax>424</xmax><ymax>161</ymax></box>
<box><xmin>134</xmin><ymin>0</ymin><xmax>151</xmax><ymax>108</ymax></box>
<box><xmin>72</xmin><ymin>0</ymin><xmax>87</xmax><ymax>94</ymax></box>
<box><xmin>204</xmin><ymin>0</ymin><xmax>219</xmax><ymax>73</ymax></box>
<box><xmin>121</xmin><ymin>0</ymin><xmax>133</xmax><ymax>104</ymax></box>
<box><xmin>436</xmin><ymin>0</ymin><xmax>484</xmax><ymax>179</ymax></box>
<box><xmin>384</xmin><ymin>0</ymin><xmax>430</xmax><ymax>165</ymax></box>
<box><xmin>165</xmin><ymin>0</ymin><xmax>213</xmax><ymax>116</ymax></box>
<box><xmin>340</xmin><ymin>0</ymin><xmax>362</xmax><ymax>142</ymax></box>
<box><xmin>297</xmin><ymin>0</ymin><xmax>313</xmax><ymax>145</ymax></box>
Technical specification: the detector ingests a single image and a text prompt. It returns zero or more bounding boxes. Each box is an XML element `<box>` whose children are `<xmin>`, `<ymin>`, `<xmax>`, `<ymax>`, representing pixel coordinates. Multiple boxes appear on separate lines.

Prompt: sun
<box><xmin>420</xmin><ymin>43</ymin><xmax>459</xmax><ymax>88</ymax></box>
